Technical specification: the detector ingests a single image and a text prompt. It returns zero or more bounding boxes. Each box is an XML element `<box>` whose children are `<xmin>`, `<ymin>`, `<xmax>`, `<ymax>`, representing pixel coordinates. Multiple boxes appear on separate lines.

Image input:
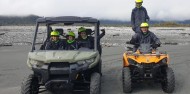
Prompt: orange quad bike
<box><xmin>122</xmin><ymin>43</ymin><xmax>175</xmax><ymax>93</ymax></box>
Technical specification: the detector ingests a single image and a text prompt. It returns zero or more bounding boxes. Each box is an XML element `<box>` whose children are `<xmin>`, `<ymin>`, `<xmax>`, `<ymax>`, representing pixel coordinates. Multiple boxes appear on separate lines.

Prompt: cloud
<box><xmin>0</xmin><ymin>0</ymin><xmax>189</xmax><ymax>21</ymax></box>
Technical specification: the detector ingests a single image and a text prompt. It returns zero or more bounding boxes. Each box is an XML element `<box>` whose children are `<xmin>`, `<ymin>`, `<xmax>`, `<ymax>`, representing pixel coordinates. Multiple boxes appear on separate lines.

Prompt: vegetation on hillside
<box><xmin>0</xmin><ymin>15</ymin><xmax>40</xmax><ymax>26</ymax></box>
<box><xmin>151</xmin><ymin>22</ymin><xmax>190</xmax><ymax>27</ymax></box>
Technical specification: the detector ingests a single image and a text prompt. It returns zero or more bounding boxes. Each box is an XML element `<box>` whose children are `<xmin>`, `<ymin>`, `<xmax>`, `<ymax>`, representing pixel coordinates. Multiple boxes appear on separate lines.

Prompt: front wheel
<box><xmin>93</xmin><ymin>60</ymin><xmax>102</xmax><ymax>75</ymax></box>
<box><xmin>161</xmin><ymin>67</ymin><xmax>175</xmax><ymax>93</ymax></box>
<box><xmin>122</xmin><ymin>67</ymin><xmax>132</xmax><ymax>93</ymax></box>
<box><xmin>90</xmin><ymin>72</ymin><xmax>101</xmax><ymax>94</ymax></box>
<box><xmin>21</xmin><ymin>74</ymin><xmax>39</xmax><ymax>94</ymax></box>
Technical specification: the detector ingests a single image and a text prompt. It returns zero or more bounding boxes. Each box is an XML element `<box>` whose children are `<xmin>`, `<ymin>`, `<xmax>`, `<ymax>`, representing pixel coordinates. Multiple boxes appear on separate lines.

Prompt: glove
<box><xmin>157</xmin><ymin>43</ymin><xmax>161</xmax><ymax>47</ymax></box>
<box><xmin>152</xmin><ymin>43</ymin><xmax>160</xmax><ymax>48</ymax></box>
<box><xmin>101</xmin><ymin>29</ymin><xmax>105</xmax><ymax>34</ymax></box>
<box><xmin>126</xmin><ymin>41</ymin><xmax>130</xmax><ymax>44</ymax></box>
<box><xmin>101</xmin><ymin>29</ymin><xmax>105</xmax><ymax>32</ymax></box>
<box><xmin>132</xmin><ymin>27</ymin><xmax>136</xmax><ymax>31</ymax></box>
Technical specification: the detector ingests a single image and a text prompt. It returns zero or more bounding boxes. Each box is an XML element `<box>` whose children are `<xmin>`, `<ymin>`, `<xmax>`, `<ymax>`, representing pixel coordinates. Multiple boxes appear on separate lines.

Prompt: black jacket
<box><xmin>77</xmin><ymin>36</ymin><xmax>94</xmax><ymax>49</ymax></box>
<box><xmin>130</xmin><ymin>31</ymin><xmax>161</xmax><ymax>48</ymax></box>
<box><xmin>131</xmin><ymin>6</ymin><xmax>150</xmax><ymax>33</ymax></box>
<box><xmin>77</xmin><ymin>31</ymin><xmax>105</xmax><ymax>49</ymax></box>
<box><xmin>45</xmin><ymin>40</ymin><xmax>65</xmax><ymax>50</ymax></box>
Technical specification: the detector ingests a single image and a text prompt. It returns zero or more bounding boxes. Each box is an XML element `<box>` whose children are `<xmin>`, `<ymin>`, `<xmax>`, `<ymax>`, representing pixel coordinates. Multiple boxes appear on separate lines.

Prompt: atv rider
<box><xmin>45</xmin><ymin>30</ymin><xmax>65</xmax><ymax>50</ymax></box>
<box><xmin>131</xmin><ymin>0</ymin><xmax>150</xmax><ymax>33</ymax></box>
<box><xmin>77</xmin><ymin>27</ymin><xmax>105</xmax><ymax>54</ymax></box>
<box><xmin>129</xmin><ymin>22</ymin><xmax>161</xmax><ymax>52</ymax></box>
<box><xmin>65</xmin><ymin>31</ymin><xmax>78</xmax><ymax>50</ymax></box>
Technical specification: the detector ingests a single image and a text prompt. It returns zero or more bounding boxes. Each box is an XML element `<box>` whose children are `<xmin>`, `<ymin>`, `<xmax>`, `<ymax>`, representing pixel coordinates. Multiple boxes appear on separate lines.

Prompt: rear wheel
<box><xmin>161</xmin><ymin>67</ymin><xmax>175</xmax><ymax>93</ymax></box>
<box><xmin>90</xmin><ymin>72</ymin><xmax>101</xmax><ymax>94</ymax></box>
<box><xmin>21</xmin><ymin>74</ymin><xmax>39</xmax><ymax>94</ymax></box>
<box><xmin>122</xmin><ymin>67</ymin><xmax>132</xmax><ymax>93</ymax></box>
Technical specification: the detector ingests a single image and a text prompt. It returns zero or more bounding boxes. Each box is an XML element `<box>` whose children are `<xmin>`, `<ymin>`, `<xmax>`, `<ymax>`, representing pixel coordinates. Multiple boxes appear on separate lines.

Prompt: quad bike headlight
<box><xmin>161</xmin><ymin>58</ymin><xmax>167</xmax><ymax>64</ymax></box>
<box><xmin>128</xmin><ymin>58</ymin><xmax>137</xmax><ymax>65</ymax></box>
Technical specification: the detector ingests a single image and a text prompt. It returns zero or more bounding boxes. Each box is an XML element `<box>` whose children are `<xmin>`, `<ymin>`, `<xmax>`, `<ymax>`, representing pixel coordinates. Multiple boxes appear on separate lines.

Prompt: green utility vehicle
<box><xmin>21</xmin><ymin>16</ymin><xmax>103</xmax><ymax>94</ymax></box>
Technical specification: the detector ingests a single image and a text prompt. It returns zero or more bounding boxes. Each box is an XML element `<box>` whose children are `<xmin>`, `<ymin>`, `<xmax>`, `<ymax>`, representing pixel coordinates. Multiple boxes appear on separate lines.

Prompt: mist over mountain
<box><xmin>0</xmin><ymin>15</ymin><xmax>190</xmax><ymax>26</ymax></box>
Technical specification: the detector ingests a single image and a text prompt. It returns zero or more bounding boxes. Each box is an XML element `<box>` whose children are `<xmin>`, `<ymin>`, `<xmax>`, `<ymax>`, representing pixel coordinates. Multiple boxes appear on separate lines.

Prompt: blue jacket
<box><xmin>130</xmin><ymin>31</ymin><xmax>161</xmax><ymax>47</ymax></box>
<box><xmin>131</xmin><ymin>6</ymin><xmax>150</xmax><ymax>33</ymax></box>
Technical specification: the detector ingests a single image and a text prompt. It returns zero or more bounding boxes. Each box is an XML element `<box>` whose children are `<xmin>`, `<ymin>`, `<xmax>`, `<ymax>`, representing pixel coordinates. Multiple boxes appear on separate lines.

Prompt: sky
<box><xmin>0</xmin><ymin>0</ymin><xmax>189</xmax><ymax>21</ymax></box>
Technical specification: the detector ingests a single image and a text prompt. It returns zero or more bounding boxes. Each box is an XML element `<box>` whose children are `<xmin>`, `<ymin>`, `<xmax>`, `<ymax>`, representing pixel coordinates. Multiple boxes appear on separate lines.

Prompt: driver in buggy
<box><xmin>45</xmin><ymin>30</ymin><xmax>65</xmax><ymax>50</ymax></box>
<box><xmin>129</xmin><ymin>22</ymin><xmax>161</xmax><ymax>52</ymax></box>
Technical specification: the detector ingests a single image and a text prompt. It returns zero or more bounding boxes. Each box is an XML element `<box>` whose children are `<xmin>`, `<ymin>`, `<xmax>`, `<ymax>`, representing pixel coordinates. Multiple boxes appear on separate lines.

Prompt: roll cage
<box><xmin>31</xmin><ymin>16</ymin><xmax>100</xmax><ymax>52</ymax></box>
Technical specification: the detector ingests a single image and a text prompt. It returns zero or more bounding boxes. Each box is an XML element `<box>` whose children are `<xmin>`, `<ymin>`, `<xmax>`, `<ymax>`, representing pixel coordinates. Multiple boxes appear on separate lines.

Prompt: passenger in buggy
<box><xmin>65</xmin><ymin>31</ymin><xmax>78</xmax><ymax>50</ymax></box>
<box><xmin>77</xmin><ymin>27</ymin><xmax>105</xmax><ymax>54</ymax></box>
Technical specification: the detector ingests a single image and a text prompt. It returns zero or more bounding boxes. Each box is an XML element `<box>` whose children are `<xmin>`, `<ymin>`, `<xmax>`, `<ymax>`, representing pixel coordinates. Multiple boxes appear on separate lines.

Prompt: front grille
<box><xmin>141</xmin><ymin>63</ymin><xmax>155</xmax><ymax>68</ymax></box>
<box><xmin>49</xmin><ymin>62</ymin><xmax>70</xmax><ymax>75</ymax></box>
<box><xmin>141</xmin><ymin>63</ymin><xmax>156</xmax><ymax>75</ymax></box>
<box><xmin>50</xmin><ymin>62</ymin><xmax>70</xmax><ymax>68</ymax></box>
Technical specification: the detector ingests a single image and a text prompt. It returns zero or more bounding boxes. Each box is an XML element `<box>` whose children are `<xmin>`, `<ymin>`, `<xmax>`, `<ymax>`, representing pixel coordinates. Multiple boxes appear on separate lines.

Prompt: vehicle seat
<box><xmin>55</xmin><ymin>28</ymin><xmax>64</xmax><ymax>36</ymax></box>
<box><xmin>85</xmin><ymin>29</ymin><xmax>94</xmax><ymax>36</ymax></box>
<box><xmin>55</xmin><ymin>28</ymin><xmax>66</xmax><ymax>39</ymax></box>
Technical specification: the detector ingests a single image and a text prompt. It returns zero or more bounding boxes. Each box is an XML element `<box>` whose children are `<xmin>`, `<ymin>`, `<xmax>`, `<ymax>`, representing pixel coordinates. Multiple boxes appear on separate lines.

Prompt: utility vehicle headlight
<box><xmin>77</xmin><ymin>60</ymin><xmax>86</xmax><ymax>65</ymax></box>
<box><xmin>77</xmin><ymin>58</ymin><xmax>95</xmax><ymax>65</ymax></box>
<box><xmin>85</xmin><ymin>58</ymin><xmax>95</xmax><ymax>63</ymax></box>
<box><xmin>30</xmin><ymin>60</ymin><xmax>44</xmax><ymax>68</ymax></box>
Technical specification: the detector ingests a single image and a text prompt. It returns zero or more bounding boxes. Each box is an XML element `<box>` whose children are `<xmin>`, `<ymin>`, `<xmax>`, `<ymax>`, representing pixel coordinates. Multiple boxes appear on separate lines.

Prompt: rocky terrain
<box><xmin>0</xmin><ymin>26</ymin><xmax>190</xmax><ymax>94</ymax></box>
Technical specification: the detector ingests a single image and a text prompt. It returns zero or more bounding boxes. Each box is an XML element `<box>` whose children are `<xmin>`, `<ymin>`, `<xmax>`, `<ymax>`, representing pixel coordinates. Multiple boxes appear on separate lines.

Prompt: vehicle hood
<box><xmin>28</xmin><ymin>50</ymin><xmax>98</xmax><ymax>63</ymax></box>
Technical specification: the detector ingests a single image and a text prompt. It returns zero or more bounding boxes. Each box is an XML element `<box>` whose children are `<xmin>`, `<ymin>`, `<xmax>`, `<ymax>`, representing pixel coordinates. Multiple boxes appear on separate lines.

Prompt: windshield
<box><xmin>33</xmin><ymin>23</ymin><xmax>96</xmax><ymax>51</ymax></box>
<box><xmin>138</xmin><ymin>43</ymin><xmax>152</xmax><ymax>54</ymax></box>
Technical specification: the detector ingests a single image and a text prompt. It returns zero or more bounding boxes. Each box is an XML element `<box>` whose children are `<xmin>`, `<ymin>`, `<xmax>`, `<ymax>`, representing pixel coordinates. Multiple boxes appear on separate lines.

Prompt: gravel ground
<box><xmin>1</xmin><ymin>45</ymin><xmax>190</xmax><ymax>94</ymax></box>
<box><xmin>1</xmin><ymin>26</ymin><xmax>190</xmax><ymax>46</ymax></box>
<box><xmin>0</xmin><ymin>26</ymin><xmax>190</xmax><ymax>94</ymax></box>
